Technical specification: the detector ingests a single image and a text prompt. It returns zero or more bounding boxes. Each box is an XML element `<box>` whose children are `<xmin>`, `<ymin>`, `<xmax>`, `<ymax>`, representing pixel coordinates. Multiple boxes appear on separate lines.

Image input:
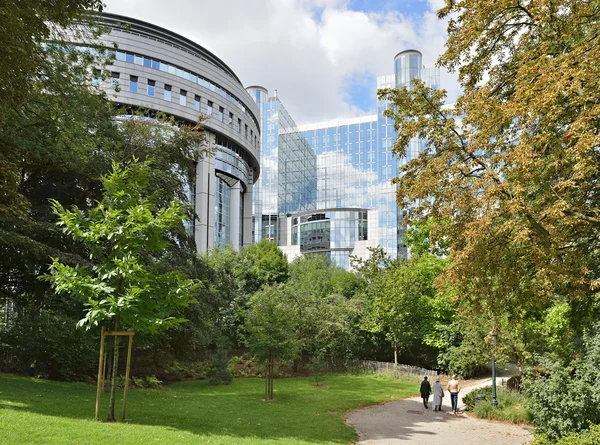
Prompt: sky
<box><xmin>101</xmin><ymin>0</ymin><xmax>459</xmax><ymax>125</ymax></box>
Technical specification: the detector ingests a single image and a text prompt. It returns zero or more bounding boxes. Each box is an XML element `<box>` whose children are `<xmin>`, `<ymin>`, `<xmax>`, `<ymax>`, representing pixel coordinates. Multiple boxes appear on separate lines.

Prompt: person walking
<box><xmin>432</xmin><ymin>378</ymin><xmax>444</xmax><ymax>411</ymax></box>
<box><xmin>447</xmin><ymin>375</ymin><xmax>461</xmax><ymax>413</ymax></box>
<box><xmin>420</xmin><ymin>376</ymin><xmax>432</xmax><ymax>409</ymax></box>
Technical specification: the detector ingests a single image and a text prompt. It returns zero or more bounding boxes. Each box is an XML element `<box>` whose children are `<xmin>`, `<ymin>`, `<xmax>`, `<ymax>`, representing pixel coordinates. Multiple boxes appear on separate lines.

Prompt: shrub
<box><xmin>533</xmin><ymin>424</ymin><xmax>600</xmax><ymax>445</ymax></box>
<box><xmin>0</xmin><ymin>309</ymin><xmax>97</xmax><ymax>380</ymax></box>
<box><xmin>463</xmin><ymin>386</ymin><xmax>493</xmax><ymax>411</ymax></box>
<box><xmin>525</xmin><ymin>327</ymin><xmax>600</xmax><ymax>441</ymax></box>
<box><xmin>465</xmin><ymin>386</ymin><xmax>532</xmax><ymax>424</ymax></box>
<box><xmin>190</xmin><ymin>360</ymin><xmax>210</xmax><ymax>379</ymax></box>
<box><xmin>207</xmin><ymin>347</ymin><xmax>233</xmax><ymax>386</ymax></box>
<box><xmin>230</xmin><ymin>355</ymin><xmax>244</xmax><ymax>365</ymax></box>
<box><xmin>144</xmin><ymin>375</ymin><xmax>163</xmax><ymax>389</ymax></box>
<box><xmin>132</xmin><ymin>376</ymin><xmax>145</xmax><ymax>388</ymax></box>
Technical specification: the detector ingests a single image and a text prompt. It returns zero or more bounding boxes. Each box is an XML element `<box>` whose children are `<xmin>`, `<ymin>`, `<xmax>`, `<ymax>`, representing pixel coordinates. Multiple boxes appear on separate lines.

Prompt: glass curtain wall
<box><xmin>248</xmin><ymin>87</ymin><xmax>316</xmax><ymax>243</ymax></box>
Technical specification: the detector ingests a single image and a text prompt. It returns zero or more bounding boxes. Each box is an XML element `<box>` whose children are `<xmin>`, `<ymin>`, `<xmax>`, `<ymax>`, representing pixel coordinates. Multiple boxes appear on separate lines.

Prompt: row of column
<box><xmin>193</xmin><ymin>133</ymin><xmax>253</xmax><ymax>253</ymax></box>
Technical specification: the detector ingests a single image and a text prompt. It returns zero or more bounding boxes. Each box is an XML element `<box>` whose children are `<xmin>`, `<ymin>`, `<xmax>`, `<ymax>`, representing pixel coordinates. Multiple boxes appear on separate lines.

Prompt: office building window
<box><xmin>129</xmin><ymin>75</ymin><xmax>138</xmax><ymax>93</ymax></box>
<box><xmin>228</xmin><ymin>112</ymin><xmax>233</xmax><ymax>126</ymax></box>
<box><xmin>218</xmin><ymin>106</ymin><xmax>224</xmax><ymax>121</ymax></box>
<box><xmin>180</xmin><ymin>89</ymin><xmax>187</xmax><ymax>106</ymax></box>
<box><xmin>194</xmin><ymin>95</ymin><xmax>200</xmax><ymax>111</ymax></box>
<box><xmin>147</xmin><ymin>79</ymin><xmax>155</xmax><ymax>97</ymax></box>
<box><xmin>245</xmin><ymin>124</ymin><xmax>248</xmax><ymax>138</ymax></box>
<box><xmin>207</xmin><ymin>101</ymin><xmax>213</xmax><ymax>116</ymax></box>
<box><xmin>238</xmin><ymin>118</ymin><xmax>242</xmax><ymax>133</ymax></box>
<box><xmin>164</xmin><ymin>84</ymin><xmax>171</xmax><ymax>101</ymax></box>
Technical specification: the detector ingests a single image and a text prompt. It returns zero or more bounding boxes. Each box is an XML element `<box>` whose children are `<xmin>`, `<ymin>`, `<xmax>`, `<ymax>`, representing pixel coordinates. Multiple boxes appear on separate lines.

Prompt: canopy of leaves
<box><xmin>379</xmin><ymin>0</ymin><xmax>600</xmax><ymax>360</ymax></box>
<box><xmin>45</xmin><ymin>160</ymin><xmax>199</xmax><ymax>334</ymax></box>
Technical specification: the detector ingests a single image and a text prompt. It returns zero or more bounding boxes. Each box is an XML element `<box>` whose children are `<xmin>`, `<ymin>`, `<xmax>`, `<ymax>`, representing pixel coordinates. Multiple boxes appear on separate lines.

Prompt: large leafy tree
<box><xmin>378</xmin><ymin>0</ymin><xmax>600</xmax><ymax>359</ymax></box>
<box><xmin>244</xmin><ymin>285</ymin><xmax>296</xmax><ymax>401</ymax></box>
<box><xmin>46</xmin><ymin>160</ymin><xmax>199</xmax><ymax>421</ymax></box>
<box><xmin>285</xmin><ymin>255</ymin><xmax>362</xmax><ymax>381</ymax></box>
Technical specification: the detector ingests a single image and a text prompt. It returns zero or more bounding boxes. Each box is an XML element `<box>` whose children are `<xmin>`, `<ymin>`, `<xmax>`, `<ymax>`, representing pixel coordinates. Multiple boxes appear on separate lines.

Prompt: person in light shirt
<box><xmin>432</xmin><ymin>378</ymin><xmax>444</xmax><ymax>411</ymax></box>
<box><xmin>447</xmin><ymin>375</ymin><xmax>461</xmax><ymax>413</ymax></box>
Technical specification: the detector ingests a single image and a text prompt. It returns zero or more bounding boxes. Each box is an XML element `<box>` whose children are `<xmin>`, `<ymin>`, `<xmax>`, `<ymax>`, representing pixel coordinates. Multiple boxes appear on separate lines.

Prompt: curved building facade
<box><xmin>83</xmin><ymin>13</ymin><xmax>260</xmax><ymax>251</ymax></box>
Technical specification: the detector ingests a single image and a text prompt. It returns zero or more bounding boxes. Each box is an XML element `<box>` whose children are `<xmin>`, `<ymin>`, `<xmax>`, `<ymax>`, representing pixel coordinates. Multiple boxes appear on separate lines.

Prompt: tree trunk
<box><xmin>393</xmin><ymin>336</ymin><xmax>398</xmax><ymax>367</ymax></box>
<box><xmin>265</xmin><ymin>351</ymin><xmax>274</xmax><ymax>401</ymax></box>
<box><xmin>107</xmin><ymin>315</ymin><xmax>120</xmax><ymax>422</ymax></box>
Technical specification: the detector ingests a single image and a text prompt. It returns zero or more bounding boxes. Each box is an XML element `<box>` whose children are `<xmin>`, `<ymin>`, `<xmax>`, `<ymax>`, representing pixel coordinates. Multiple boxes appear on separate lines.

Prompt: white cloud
<box><xmin>102</xmin><ymin>0</ymin><xmax>459</xmax><ymax>124</ymax></box>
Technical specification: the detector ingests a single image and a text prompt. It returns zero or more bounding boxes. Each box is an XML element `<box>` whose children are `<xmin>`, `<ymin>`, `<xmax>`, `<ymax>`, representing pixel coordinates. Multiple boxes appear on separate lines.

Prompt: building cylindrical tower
<box><xmin>394</xmin><ymin>49</ymin><xmax>422</xmax><ymax>89</ymax></box>
<box><xmin>246</xmin><ymin>86</ymin><xmax>268</xmax><ymax>120</ymax></box>
<box><xmin>83</xmin><ymin>13</ymin><xmax>261</xmax><ymax>252</ymax></box>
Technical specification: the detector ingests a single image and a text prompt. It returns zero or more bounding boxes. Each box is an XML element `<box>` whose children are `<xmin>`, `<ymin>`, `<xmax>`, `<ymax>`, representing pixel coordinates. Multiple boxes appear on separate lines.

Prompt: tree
<box><xmin>285</xmin><ymin>255</ymin><xmax>362</xmax><ymax>383</ymax></box>
<box><xmin>237</xmin><ymin>239</ymin><xmax>289</xmax><ymax>296</ymax></box>
<box><xmin>378</xmin><ymin>0</ymin><xmax>600</xmax><ymax>361</ymax></box>
<box><xmin>45</xmin><ymin>160</ymin><xmax>199</xmax><ymax>421</ymax></box>
<box><xmin>244</xmin><ymin>285</ymin><xmax>296</xmax><ymax>401</ymax></box>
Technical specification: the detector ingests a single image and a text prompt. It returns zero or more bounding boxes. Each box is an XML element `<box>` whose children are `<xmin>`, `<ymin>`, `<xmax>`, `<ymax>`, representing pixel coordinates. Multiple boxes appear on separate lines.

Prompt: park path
<box><xmin>346</xmin><ymin>378</ymin><xmax>534</xmax><ymax>445</ymax></box>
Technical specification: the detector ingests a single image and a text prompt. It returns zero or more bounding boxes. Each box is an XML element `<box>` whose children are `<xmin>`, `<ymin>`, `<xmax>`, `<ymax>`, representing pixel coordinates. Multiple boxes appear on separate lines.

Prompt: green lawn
<box><xmin>0</xmin><ymin>373</ymin><xmax>418</xmax><ymax>444</ymax></box>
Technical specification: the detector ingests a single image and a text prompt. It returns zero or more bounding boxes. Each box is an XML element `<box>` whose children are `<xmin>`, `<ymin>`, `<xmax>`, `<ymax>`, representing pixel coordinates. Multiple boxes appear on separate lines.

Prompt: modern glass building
<box><xmin>253</xmin><ymin>50</ymin><xmax>439</xmax><ymax>268</ymax></box>
<box><xmin>246</xmin><ymin>87</ymin><xmax>317</xmax><ymax>244</ymax></box>
<box><xmin>78</xmin><ymin>13</ymin><xmax>261</xmax><ymax>252</ymax></box>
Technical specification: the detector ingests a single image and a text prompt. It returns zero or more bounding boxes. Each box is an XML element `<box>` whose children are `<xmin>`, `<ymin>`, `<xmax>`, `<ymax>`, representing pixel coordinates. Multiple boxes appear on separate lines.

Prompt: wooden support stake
<box><xmin>121</xmin><ymin>334</ymin><xmax>134</xmax><ymax>420</ymax></box>
<box><xmin>95</xmin><ymin>327</ymin><xmax>105</xmax><ymax>421</ymax></box>
<box><xmin>102</xmin><ymin>351</ymin><xmax>108</xmax><ymax>393</ymax></box>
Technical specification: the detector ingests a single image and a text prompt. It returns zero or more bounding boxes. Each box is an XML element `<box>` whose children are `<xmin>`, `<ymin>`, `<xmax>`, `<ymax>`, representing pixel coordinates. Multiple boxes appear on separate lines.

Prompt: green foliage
<box><xmin>286</xmin><ymin>255</ymin><xmax>363</xmax><ymax>371</ymax></box>
<box><xmin>464</xmin><ymin>387</ymin><xmax>532</xmax><ymax>424</ymax></box>
<box><xmin>207</xmin><ymin>340</ymin><xmax>234</xmax><ymax>386</ymax></box>
<box><xmin>0</xmin><ymin>309</ymin><xmax>96</xmax><ymax>380</ymax></box>
<box><xmin>237</xmin><ymin>239</ymin><xmax>289</xmax><ymax>296</ymax></box>
<box><xmin>131</xmin><ymin>376</ymin><xmax>145</xmax><ymax>388</ymax></box>
<box><xmin>45</xmin><ymin>159</ymin><xmax>199</xmax><ymax>333</ymax></box>
<box><xmin>144</xmin><ymin>375</ymin><xmax>163</xmax><ymax>390</ymax></box>
<box><xmin>533</xmin><ymin>425</ymin><xmax>600</xmax><ymax>445</ymax></box>
<box><xmin>244</xmin><ymin>285</ymin><xmax>297</xmax><ymax>363</ymax></box>
<box><xmin>525</xmin><ymin>327</ymin><xmax>600</xmax><ymax>441</ymax></box>
<box><xmin>462</xmin><ymin>386</ymin><xmax>494</xmax><ymax>411</ymax></box>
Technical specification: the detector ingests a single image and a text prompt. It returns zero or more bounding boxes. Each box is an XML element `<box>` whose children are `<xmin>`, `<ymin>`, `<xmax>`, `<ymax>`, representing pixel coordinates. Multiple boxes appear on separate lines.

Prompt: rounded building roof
<box><xmin>394</xmin><ymin>49</ymin><xmax>423</xmax><ymax>60</ymax></box>
<box><xmin>97</xmin><ymin>13</ymin><xmax>243</xmax><ymax>85</ymax></box>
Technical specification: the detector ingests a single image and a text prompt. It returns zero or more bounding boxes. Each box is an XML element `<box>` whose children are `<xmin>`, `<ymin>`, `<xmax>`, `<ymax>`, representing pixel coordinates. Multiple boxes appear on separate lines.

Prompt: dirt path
<box><xmin>346</xmin><ymin>379</ymin><xmax>533</xmax><ymax>445</ymax></box>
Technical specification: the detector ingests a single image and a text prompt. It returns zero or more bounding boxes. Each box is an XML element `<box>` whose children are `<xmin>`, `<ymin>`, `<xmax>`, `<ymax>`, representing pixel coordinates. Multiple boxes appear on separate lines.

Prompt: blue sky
<box><xmin>349</xmin><ymin>0</ymin><xmax>430</xmax><ymax>16</ymax></box>
<box><xmin>342</xmin><ymin>0</ymin><xmax>437</xmax><ymax>114</ymax></box>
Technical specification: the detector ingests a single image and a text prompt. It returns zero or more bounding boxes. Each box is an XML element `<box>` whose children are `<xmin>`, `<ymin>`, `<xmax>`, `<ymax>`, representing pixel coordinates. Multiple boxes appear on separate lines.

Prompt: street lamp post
<box><xmin>489</xmin><ymin>331</ymin><xmax>498</xmax><ymax>408</ymax></box>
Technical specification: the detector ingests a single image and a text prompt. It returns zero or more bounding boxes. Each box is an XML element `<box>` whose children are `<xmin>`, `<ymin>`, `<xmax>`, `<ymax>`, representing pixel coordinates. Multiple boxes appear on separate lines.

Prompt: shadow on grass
<box><xmin>0</xmin><ymin>373</ymin><xmax>424</xmax><ymax>444</ymax></box>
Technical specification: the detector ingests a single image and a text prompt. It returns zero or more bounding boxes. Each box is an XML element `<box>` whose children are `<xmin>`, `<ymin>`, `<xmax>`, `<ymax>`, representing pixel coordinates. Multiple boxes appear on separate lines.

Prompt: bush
<box><xmin>525</xmin><ymin>327</ymin><xmax>600</xmax><ymax>441</ymax></box>
<box><xmin>463</xmin><ymin>386</ymin><xmax>493</xmax><ymax>411</ymax></box>
<box><xmin>207</xmin><ymin>347</ymin><xmax>233</xmax><ymax>386</ymax></box>
<box><xmin>0</xmin><ymin>309</ymin><xmax>97</xmax><ymax>380</ymax></box>
<box><xmin>533</xmin><ymin>424</ymin><xmax>600</xmax><ymax>445</ymax></box>
<box><xmin>144</xmin><ymin>375</ymin><xmax>163</xmax><ymax>389</ymax></box>
<box><xmin>464</xmin><ymin>386</ymin><xmax>532</xmax><ymax>424</ymax></box>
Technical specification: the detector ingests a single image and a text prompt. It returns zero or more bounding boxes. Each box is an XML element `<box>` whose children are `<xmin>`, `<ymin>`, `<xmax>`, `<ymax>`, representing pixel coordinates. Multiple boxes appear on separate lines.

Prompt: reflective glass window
<box><xmin>179</xmin><ymin>89</ymin><xmax>187</xmax><ymax>106</ymax></box>
<box><xmin>207</xmin><ymin>101</ymin><xmax>213</xmax><ymax>116</ymax></box>
<box><xmin>147</xmin><ymin>79</ymin><xmax>155</xmax><ymax>97</ymax></box>
<box><xmin>129</xmin><ymin>75</ymin><xmax>138</xmax><ymax>93</ymax></box>
<box><xmin>164</xmin><ymin>84</ymin><xmax>171</xmax><ymax>101</ymax></box>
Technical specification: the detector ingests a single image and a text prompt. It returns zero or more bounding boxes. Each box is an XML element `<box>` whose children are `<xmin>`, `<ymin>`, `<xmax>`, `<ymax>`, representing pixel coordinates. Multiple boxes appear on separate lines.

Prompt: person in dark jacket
<box><xmin>420</xmin><ymin>376</ymin><xmax>432</xmax><ymax>409</ymax></box>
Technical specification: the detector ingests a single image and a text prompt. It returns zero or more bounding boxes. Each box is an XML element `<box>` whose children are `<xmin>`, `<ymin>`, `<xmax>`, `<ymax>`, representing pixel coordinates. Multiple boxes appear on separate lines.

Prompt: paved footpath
<box><xmin>346</xmin><ymin>379</ymin><xmax>533</xmax><ymax>445</ymax></box>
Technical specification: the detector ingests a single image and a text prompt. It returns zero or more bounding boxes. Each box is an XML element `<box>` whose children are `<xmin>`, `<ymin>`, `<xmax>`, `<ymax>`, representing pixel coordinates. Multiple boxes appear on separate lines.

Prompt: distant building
<box><xmin>251</xmin><ymin>50</ymin><xmax>439</xmax><ymax>269</ymax></box>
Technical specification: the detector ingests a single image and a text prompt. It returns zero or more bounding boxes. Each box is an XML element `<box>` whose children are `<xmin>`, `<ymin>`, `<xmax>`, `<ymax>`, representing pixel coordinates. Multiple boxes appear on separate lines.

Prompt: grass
<box><xmin>471</xmin><ymin>387</ymin><xmax>533</xmax><ymax>424</ymax></box>
<box><xmin>0</xmin><ymin>373</ymin><xmax>418</xmax><ymax>445</ymax></box>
